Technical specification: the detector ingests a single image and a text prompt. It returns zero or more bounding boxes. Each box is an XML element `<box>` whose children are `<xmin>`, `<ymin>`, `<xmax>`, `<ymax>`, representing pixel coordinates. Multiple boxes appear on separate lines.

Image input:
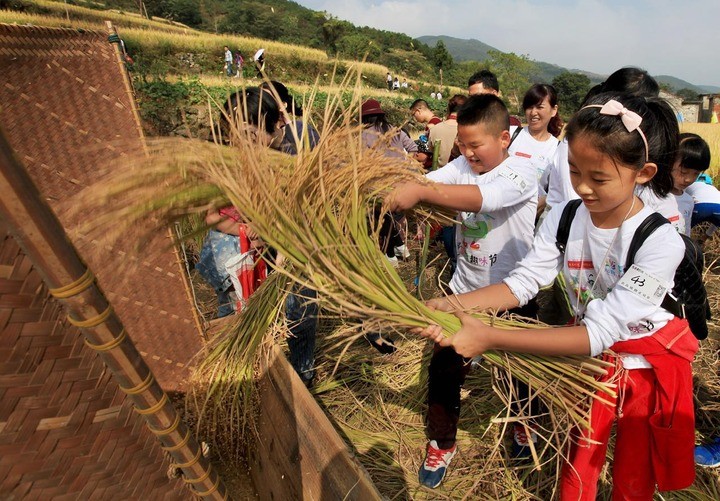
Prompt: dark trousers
<box><xmin>376</xmin><ymin>209</ymin><xmax>404</xmax><ymax>258</ymax></box>
<box><xmin>426</xmin><ymin>300</ymin><xmax>539</xmax><ymax>448</ymax></box>
<box><xmin>285</xmin><ymin>286</ymin><xmax>318</xmax><ymax>384</ymax></box>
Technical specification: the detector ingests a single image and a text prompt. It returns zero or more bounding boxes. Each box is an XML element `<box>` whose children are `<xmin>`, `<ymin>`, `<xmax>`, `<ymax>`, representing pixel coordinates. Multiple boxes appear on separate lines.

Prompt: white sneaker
<box><xmin>394</xmin><ymin>244</ymin><xmax>411</xmax><ymax>260</ymax></box>
<box><xmin>386</xmin><ymin>255</ymin><xmax>399</xmax><ymax>267</ymax></box>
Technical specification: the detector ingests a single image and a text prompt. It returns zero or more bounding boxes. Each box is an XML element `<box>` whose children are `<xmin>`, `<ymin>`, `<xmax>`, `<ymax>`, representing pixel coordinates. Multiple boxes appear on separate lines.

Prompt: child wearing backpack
<box><xmin>415</xmin><ymin>93</ymin><xmax>698</xmax><ymax>499</ymax></box>
<box><xmin>388</xmin><ymin>94</ymin><xmax>538</xmax><ymax>488</ymax></box>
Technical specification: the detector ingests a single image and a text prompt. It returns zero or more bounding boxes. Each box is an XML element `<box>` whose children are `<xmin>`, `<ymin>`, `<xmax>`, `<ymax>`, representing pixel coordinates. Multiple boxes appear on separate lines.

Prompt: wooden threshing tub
<box><xmin>0</xmin><ymin>22</ymin><xmax>379</xmax><ymax>499</ymax></box>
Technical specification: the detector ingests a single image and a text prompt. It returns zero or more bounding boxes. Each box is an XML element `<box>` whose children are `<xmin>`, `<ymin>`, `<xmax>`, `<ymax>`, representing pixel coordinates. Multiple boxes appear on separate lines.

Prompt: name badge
<box><xmin>617</xmin><ymin>264</ymin><xmax>668</xmax><ymax>303</ymax></box>
<box><xmin>499</xmin><ymin>169</ymin><xmax>527</xmax><ymax>191</ymax></box>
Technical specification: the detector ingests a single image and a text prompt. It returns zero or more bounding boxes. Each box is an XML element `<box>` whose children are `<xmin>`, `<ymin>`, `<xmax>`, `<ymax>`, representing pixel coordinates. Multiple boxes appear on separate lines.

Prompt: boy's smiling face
<box><xmin>455</xmin><ymin>123</ymin><xmax>510</xmax><ymax>174</ymax></box>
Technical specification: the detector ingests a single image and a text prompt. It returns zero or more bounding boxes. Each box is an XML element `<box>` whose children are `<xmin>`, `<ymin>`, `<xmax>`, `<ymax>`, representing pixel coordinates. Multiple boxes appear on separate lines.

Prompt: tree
<box><xmin>337</xmin><ymin>34</ymin><xmax>381</xmax><ymax>62</ymax></box>
<box><xmin>552</xmin><ymin>71</ymin><xmax>592</xmax><ymax>117</ymax></box>
<box><xmin>432</xmin><ymin>40</ymin><xmax>453</xmax><ymax>72</ymax></box>
<box><xmin>320</xmin><ymin>15</ymin><xmax>348</xmax><ymax>56</ymax></box>
<box><xmin>676</xmin><ymin>88</ymin><xmax>700</xmax><ymax>102</ymax></box>
<box><xmin>486</xmin><ymin>50</ymin><xmax>534</xmax><ymax>112</ymax></box>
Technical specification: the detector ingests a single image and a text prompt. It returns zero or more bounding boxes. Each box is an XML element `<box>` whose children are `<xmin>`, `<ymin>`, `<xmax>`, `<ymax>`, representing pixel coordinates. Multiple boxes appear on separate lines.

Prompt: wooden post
<box><xmin>0</xmin><ymin>129</ymin><xmax>227</xmax><ymax>500</ymax></box>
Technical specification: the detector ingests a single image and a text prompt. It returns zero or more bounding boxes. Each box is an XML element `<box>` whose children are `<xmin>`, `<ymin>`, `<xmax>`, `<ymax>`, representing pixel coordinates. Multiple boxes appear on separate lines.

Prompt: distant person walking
<box><xmin>393</xmin><ymin>77</ymin><xmax>400</xmax><ymax>91</ymax></box>
<box><xmin>386</xmin><ymin>72</ymin><xmax>393</xmax><ymax>91</ymax></box>
<box><xmin>234</xmin><ymin>51</ymin><xmax>244</xmax><ymax>78</ymax></box>
<box><xmin>254</xmin><ymin>48</ymin><xmax>266</xmax><ymax>78</ymax></box>
<box><xmin>224</xmin><ymin>46</ymin><xmax>233</xmax><ymax>77</ymax></box>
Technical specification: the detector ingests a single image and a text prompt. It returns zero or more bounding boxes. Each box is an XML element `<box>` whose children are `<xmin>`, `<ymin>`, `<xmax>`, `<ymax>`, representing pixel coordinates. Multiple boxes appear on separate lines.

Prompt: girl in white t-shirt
<box><xmin>416</xmin><ymin>94</ymin><xmax>697</xmax><ymax>498</ymax></box>
<box><xmin>510</xmin><ymin>84</ymin><xmax>562</xmax><ymax>187</ymax></box>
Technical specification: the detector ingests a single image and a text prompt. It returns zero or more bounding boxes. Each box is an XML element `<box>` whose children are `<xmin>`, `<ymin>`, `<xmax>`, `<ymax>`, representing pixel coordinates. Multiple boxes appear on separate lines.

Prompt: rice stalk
<box><xmin>187</xmin><ymin>271</ymin><xmax>286</xmax><ymax>459</ymax></box>
<box><xmin>74</xmin><ymin>72</ymin><xmax>616</xmax><ymax>440</ymax></box>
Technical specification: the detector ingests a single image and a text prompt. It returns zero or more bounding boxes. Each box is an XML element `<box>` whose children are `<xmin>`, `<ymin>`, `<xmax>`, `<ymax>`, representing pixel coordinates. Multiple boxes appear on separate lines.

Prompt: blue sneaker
<box><xmin>695</xmin><ymin>437</ymin><xmax>720</xmax><ymax>467</ymax></box>
<box><xmin>418</xmin><ymin>440</ymin><xmax>457</xmax><ymax>488</ymax></box>
<box><xmin>511</xmin><ymin>423</ymin><xmax>537</xmax><ymax>460</ymax></box>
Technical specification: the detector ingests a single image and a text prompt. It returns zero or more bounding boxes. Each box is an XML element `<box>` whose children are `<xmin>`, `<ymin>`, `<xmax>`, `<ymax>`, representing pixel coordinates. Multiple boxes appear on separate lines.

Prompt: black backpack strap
<box><xmin>509</xmin><ymin>125</ymin><xmax>523</xmax><ymax>147</ymax></box>
<box><xmin>624</xmin><ymin>212</ymin><xmax>669</xmax><ymax>270</ymax></box>
<box><xmin>555</xmin><ymin>199</ymin><xmax>583</xmax><ymax>254</ymax></box>
<box><xmin>624</xmin><ymin>213</ymin><xmax>685</xmax><ymax>317</ymax></box>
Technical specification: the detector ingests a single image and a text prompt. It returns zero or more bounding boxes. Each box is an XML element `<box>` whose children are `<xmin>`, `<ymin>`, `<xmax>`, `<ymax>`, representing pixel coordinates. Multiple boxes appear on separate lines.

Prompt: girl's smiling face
<box><xmin>525</xmin><ymin>96</ymin><xmax>557</xmax><ymax>136</ymax></box>
<box><xmin>568</xmin><ymin>133</ymin><xmax>656</xmax><ymax>227</ymax></box>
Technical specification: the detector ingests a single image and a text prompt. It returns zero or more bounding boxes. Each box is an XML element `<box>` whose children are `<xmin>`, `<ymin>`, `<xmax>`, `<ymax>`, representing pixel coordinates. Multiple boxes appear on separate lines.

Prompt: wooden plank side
<box><xmin>250</xmin><ymin>345</ymin><xmax>381</xmax><ymax>500</ymax></box>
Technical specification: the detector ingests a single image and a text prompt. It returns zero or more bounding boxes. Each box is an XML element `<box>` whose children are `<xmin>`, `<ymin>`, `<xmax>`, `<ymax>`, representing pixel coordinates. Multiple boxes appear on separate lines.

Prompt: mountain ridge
<box><xmin>420</xmin><ymin>34</ymin><xmax>713</xmax><ymax>93</ymax></box>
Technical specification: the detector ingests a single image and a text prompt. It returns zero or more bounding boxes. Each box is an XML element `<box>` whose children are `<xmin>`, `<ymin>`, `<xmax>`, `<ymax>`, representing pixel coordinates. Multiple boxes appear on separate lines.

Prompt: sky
<box><xmin>295</xmin><ymin>0</ymin><xmax>718</xmax><ymax>87</ymax></box>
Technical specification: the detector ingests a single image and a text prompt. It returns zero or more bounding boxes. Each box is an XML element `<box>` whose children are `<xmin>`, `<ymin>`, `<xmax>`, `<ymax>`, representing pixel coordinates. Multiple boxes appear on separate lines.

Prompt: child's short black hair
<box><xmin>260</xmin><ymin>80</ymin><xmax>303</xmax><ymax>116</ymax></box>
<box><xmin>677</xmin><ymin>132</ymin><xmax>711</xmax><ymax>172</ymax></box>
<box><xmin>456</xmin><ymin>94</ymin><xmax>509</xmax><ymax>136</ymax></box>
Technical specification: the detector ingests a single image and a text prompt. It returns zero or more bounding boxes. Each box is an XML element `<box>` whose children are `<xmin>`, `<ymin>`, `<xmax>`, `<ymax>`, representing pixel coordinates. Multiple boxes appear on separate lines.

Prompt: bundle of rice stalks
<box><xmin>187</xmin><ymin>271</ymin><xmax>286</xmax><ymax>459</ymax></box>
<box><xmin>74</xmin><ymin>72</ymin><xmax>614</xmax><ymax>445</ymax></box>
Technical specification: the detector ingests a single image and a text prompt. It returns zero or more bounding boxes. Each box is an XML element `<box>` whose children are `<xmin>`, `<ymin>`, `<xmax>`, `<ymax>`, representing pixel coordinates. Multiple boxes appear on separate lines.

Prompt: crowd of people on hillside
<box><xmin>197</xmin><ymin>61</ymin><xmax>720</xmax><ymax>497</ymax></box>
<box><xmin>386</xmin><ymin>72</ymin><xmax>408</xmax><ymax>91</ymax></box>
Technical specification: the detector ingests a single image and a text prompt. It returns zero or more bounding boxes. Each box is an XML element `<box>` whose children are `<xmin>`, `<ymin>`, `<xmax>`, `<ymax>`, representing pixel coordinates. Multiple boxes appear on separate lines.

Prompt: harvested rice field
<box><xmin>190</xmin><ymin>233</ymin><xmax>720</xmax><ymax>500</ymax></box>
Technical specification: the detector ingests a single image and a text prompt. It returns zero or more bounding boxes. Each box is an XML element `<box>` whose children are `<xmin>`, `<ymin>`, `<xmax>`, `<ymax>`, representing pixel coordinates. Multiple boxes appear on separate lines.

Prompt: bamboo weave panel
<box><xmin>0</xmin><ymin>226</ymin><xmax>185</xmax><ymax>499</ymax></box>
<box><xmin>0</xmin><ymin>23</ymin><xmax>204</xmax><ymax>392</ymax></box>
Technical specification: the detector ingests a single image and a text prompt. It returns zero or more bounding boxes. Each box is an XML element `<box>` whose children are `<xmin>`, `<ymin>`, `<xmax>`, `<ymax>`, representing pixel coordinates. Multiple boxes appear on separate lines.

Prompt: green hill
<box><xmin>416</xmin><ymin>35</ymin><xmax>498</xmax><ymax>62</ymax></box>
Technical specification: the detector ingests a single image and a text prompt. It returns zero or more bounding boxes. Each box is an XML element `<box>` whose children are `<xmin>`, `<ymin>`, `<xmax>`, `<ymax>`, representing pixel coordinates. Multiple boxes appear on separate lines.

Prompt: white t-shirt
<box><xmin>543</xmin><ymin>140</ymin><xmax>579</xmax><ymax>207</ymax></box>
<box><xmin>637</xmin><ymin>186</ymin><xmax>685</xmax><ymax>234</ymax></box>
<box><xmin>427</xmin><ymin>155</ymin><xmax>537</xmax><ymax>293</ymax></box>
<box><xmin>686</xmin><ymin>181</ymin><xmax>720</xmax><ymax>205</ymax></box>
<box><xmin>504</xmin><ymin>201</ymin><xmax>684</xmax><ymax>368</ymax></box>
<box><xmin>674</xmin><ymin>192</ymin><xmax>694</xmax><ymax>236</ymax></box>
<box><xmin>508</xmin><ymin>128</ymin><xmax>559</xmax><ymax>187</ymax></box>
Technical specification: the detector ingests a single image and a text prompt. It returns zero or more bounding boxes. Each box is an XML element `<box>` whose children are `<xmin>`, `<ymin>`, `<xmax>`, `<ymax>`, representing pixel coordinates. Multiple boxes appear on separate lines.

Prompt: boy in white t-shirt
<box><xmin>388</xmin><ymin>94</ymin><xmax>537</xmax><ymax>488</ymax></box>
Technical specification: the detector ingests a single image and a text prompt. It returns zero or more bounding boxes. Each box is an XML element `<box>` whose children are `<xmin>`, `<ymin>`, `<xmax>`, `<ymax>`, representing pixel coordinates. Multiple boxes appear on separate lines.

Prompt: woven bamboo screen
<box><xmin>0</xmin><ymin>23</ymin><xmax>207</xmax><ymax>498</ymax></box>
<box><xmin>0</xmin><ymin>23</ymin><xmax>204</xmax><ymax>391</ymax></box>
<box><xmin>0</xmin><ymin>222</ymin><xmax>183</xmax><ymax>498</ymax></box>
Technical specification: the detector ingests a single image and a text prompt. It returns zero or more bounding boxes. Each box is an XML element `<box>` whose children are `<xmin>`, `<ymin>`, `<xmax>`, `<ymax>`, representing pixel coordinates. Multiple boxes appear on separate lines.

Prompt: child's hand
<box><xmin>414</xmin><ymin>311</ymin><xmax>493</xmax><ymax>358</ymax></box>
<box><xmin>447</xmin><ymin>311</ymin><xmax>493</xmax><ymax>358</ymax></box>
<box><xmin>425</xmin><ymin>296</ymin><xmax>456</xmax><ymax>313</ymax></box>
<box><xmin>386</xmin><ymin>182</ymin><xmax>422</xmax><ymax>211</ymax></box>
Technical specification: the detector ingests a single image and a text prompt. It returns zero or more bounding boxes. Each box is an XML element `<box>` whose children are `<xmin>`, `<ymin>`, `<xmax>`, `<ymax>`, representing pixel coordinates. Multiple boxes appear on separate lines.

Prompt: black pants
<box><xmin>426</xmin><ymin>300</ymin><xmax>539</xmax><ymax>448</ymax></box>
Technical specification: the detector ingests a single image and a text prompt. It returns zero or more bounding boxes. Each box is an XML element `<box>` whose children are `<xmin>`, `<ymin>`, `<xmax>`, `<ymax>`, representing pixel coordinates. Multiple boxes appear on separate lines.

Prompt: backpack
<box><xmin>556</xmin><ymin>199</ymin><xmax>710</xmax><ymax>340</ymax></box>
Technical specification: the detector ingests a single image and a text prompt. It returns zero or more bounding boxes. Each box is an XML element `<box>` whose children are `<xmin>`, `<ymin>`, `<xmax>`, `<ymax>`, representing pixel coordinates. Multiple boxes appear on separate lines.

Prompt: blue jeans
<box><xmin>225</xmin><ymin>62</ymin><xmax>233</xmax><ymax>77</ymax></box>
<box><xmin>285</xmin><ymin>286</ymin><xmax>318</xmax><ymax>384</ymax></box>
<box><xmin>195</xmin><ymin>230</ymin><xmax>239</xmax><ymax>318</ymax></box>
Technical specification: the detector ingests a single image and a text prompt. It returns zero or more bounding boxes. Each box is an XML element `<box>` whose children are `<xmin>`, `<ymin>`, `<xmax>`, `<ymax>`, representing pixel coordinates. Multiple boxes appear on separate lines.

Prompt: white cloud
<box><xmin>298</xmin><ymin>0</ymin><xmax>719</xmax><ymax>86</ymax></box>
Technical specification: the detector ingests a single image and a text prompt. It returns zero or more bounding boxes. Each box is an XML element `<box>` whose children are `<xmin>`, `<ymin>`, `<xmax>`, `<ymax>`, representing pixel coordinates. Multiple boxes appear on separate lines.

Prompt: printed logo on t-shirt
<box><xmin>514</xmin><ymin>151</ymin><xmax>532</xmax><ymax>159</ymax></box>
<box><xmin>461</xmin><ymin>213</ymin><xmax>494</xmax><ymax>239</ymax></box>
<box><xmin>459</xmin><ymin>213</ymin><xmax>498</xmax><ymax>267</ymax></box>
<box><xmin>567</xmin><ymin>259</ymin><xmax>594</xmax><ymax>270</ymax></box>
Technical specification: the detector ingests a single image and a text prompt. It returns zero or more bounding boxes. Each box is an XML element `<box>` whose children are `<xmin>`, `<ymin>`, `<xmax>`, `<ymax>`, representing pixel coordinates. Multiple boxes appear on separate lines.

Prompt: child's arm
<box><xmin>206</xmin><ymin>208</ymin><xmax>240</xmax><ymax>236</ymax></box>
<box><xmin>387</xmin><ymin>182</ymin><xmax>483</xmax><ymax>212</ymax></box>
<box><xmin>421</xmin><ymin>313</ymin><xmax>591</xmax><ymax>358</ymax></box>
<box><xmin>426</xmin><ymin>282</ymin><xmax>520</xmax><ymax>313</ymax></box>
